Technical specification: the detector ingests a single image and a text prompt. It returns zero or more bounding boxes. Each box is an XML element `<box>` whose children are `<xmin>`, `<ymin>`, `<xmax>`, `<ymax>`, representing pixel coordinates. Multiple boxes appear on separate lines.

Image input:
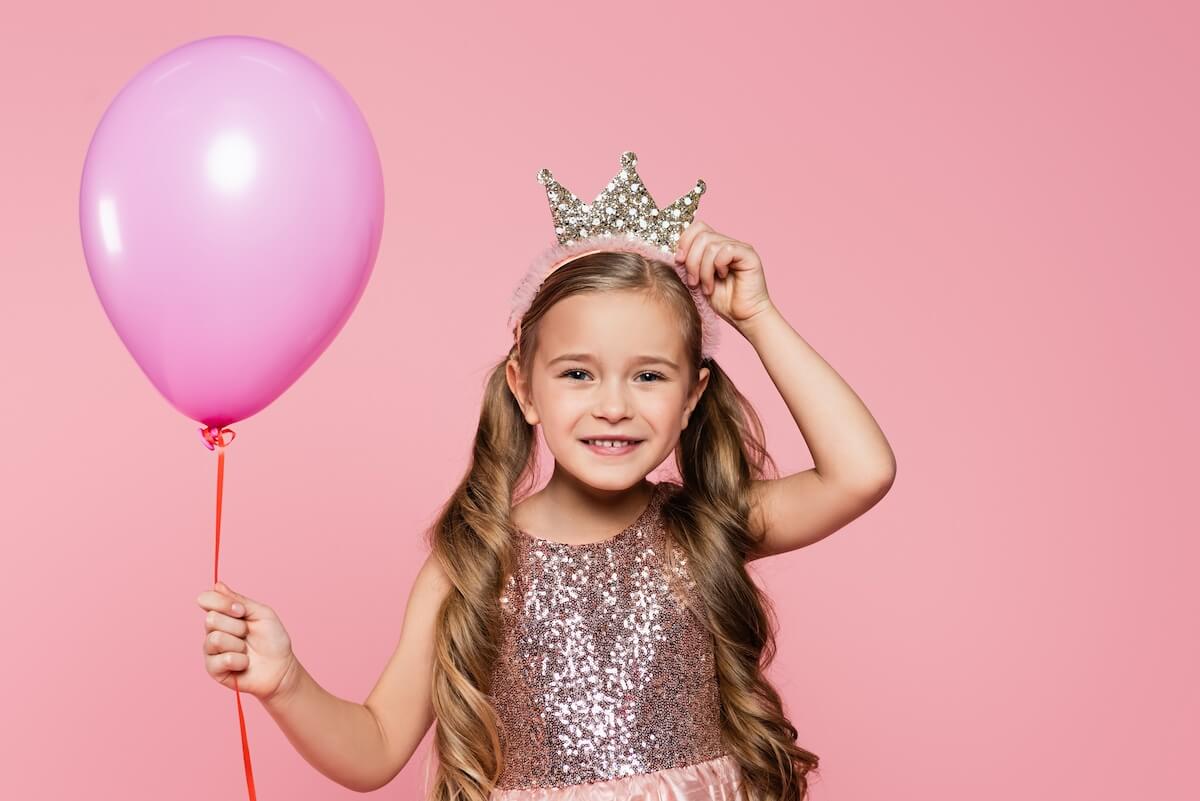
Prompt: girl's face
<box><xmin>507</xmin><ymin>290</ymin><xmax>710</xmax><ymax>492</ymax></box>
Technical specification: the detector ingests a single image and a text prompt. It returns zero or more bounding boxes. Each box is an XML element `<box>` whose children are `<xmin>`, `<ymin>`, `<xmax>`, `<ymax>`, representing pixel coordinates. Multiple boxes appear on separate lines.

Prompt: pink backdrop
<box><xmin>2</xmin><ymin>1</ymin><xmax>1195</xmax><ymax>799</ymax></box>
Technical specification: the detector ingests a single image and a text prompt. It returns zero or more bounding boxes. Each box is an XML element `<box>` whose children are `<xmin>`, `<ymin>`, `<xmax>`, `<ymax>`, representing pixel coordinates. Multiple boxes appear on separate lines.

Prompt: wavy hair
<box><xmin>424</xmin><ymin>251</ymin><xmax>820</xmax><ymax>800</ymax></box>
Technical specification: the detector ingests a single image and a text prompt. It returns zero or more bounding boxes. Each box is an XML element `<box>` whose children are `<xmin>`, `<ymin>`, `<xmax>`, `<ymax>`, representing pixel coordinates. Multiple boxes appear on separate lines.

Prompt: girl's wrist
<box><xmin>263</xmin><ymin>654</ymin><xmax>307</xmax><ymax>710</ymax></box>
<box><xmin>732</xmin><ymin>302</ymin><xmax>783</xmax><ymax>341</ymax></box>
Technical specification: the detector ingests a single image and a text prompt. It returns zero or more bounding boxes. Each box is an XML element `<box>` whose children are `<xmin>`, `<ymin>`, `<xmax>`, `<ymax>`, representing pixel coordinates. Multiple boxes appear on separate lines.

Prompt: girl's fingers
<box><xmin>675</xmin><ymin>219</ymin><xmax>710</xmax><ymax>263</ymax></box>
<box><xmin>203</xmin><ymin>609</ymin><xmax>248</xmax><ymax>639</ymax></box>
<box><xmin>206</xmin><ymin>651</ymin><xmax>248</xmax><ymax>674</ymax></box>
<box><xmin>700</xmin><ymin>242</ymin><xmax>721</xmax><ymax>294</ymax></box>
<box><xmin>204</xmin><ymin>629</ymin><xmax>247</xmax><ymax>656</ymax></box>
<box><xmin>215</xmin><ymin>582</ymin><xmax>258</xmax><ymax>609</ymax></box>
<box><xmin>684</xmin><ymin>230</ymin><xmax>716</xmax><ymax>284</ymax></box>
<box><xmin>714</xmin><ymin>242</ymin><xmax>736</xmax><ymax>277</ymax></box>
<box><xmin>196</xmin><ymin>589</ymin><xmax>245</xmax><ymax>619</ymax></box>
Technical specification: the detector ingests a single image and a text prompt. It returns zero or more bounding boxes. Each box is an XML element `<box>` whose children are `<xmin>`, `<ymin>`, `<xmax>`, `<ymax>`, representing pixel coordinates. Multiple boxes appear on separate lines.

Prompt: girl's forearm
<box><xmin>735</xmin><ymin>304</ymin><xmax>896</xmax><ymax>488</ymax></box>
<box><xmin>261</xmin><ymin>657</ymin><xmax>391</xmax><ymax>793</ymax></box>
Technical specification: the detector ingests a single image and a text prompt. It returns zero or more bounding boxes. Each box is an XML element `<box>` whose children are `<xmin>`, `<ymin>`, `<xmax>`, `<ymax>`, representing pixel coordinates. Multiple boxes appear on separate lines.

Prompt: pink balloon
<box><xmin>80</xmin><ymin>35</ymin><xmax>384</xmax><ymax>429</ymax></box>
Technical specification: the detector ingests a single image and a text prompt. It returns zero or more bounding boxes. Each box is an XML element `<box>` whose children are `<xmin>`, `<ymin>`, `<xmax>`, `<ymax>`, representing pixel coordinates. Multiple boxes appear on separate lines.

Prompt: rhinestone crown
<box><xmin>535</xmin><ymin>151</ymin><xmax>706</xmax><ymax>253</ymax></box>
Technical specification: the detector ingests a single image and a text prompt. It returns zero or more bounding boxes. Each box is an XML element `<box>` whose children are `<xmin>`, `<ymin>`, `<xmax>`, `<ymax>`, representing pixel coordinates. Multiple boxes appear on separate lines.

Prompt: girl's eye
<box><xmin>558</xmin><ymin>370</ymin><xmax>665</xmax><ymax>382</ymax></box>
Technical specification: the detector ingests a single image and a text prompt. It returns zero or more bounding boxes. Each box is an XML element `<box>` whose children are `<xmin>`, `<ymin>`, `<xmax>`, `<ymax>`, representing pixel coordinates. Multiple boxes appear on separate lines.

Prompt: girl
<box><xmin>196</xmin><ymin>152</ymin><xmax>896</xmax><ymax>801</ymax></box>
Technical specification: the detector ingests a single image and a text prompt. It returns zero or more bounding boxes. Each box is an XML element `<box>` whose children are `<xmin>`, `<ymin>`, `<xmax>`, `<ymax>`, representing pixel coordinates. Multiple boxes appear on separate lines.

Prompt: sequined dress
<box><xmin>488</xmin><ymin>481</ymin><xmax>746</xmax><ymax>800</ymax></box>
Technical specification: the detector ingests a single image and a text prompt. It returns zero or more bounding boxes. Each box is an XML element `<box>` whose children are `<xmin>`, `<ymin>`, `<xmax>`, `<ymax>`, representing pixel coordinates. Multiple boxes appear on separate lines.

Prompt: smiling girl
<box><xmin>197</xmin><ymin>152</ymin><xmax>895</xmax><ymax>800</ymax></box>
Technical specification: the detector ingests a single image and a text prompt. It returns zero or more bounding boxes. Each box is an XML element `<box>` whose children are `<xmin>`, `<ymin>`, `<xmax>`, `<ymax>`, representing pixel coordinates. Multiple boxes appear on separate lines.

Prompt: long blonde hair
<box><xmin>424</xmin><ymin>251</ymin><xmax>820</xmax><ymax>800</ymax></box>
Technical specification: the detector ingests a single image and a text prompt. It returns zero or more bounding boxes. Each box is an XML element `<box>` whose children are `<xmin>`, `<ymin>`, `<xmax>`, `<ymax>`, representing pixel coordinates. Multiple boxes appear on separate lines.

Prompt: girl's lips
<box><xmin>580</xmin><ymin>439</ymin><xmax>642</xmax><ymax>456</ymax></box>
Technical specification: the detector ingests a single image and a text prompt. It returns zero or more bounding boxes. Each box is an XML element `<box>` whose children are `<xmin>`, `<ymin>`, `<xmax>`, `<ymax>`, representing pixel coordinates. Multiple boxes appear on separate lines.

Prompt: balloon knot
<box><xmin>199</xmin><ymin>425</ymin><xmax>237</xmax><ymax>450</ymax></box>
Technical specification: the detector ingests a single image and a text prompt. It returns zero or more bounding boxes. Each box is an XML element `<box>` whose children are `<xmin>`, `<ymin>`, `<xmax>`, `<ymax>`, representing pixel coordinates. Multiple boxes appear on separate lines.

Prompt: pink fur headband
<box><xmin>507</xmin><ymin>152</ymin><xmax>721</xmax><ymax>362</ymax></box>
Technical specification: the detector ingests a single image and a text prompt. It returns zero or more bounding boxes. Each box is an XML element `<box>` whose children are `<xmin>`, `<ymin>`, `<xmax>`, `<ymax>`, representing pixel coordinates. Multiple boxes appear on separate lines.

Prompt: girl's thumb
<box><xmin>215</xmin><ymin>581</ymin><xmax>254</xmax><ymax>607</ymax></box>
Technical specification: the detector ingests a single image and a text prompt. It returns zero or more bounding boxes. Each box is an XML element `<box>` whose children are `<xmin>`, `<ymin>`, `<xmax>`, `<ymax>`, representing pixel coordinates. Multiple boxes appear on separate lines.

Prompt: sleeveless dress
<box><xmin>487</xmin><ymin>481</ymin><xmax>747</xmax><ymax>800</ymax></box>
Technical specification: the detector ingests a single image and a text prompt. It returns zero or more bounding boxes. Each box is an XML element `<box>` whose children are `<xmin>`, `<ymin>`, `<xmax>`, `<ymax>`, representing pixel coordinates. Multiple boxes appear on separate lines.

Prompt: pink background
<box><xmin>2</xmin><ymin>1</ymin><xmax>1195</xmax><ymax>799</ymax></box>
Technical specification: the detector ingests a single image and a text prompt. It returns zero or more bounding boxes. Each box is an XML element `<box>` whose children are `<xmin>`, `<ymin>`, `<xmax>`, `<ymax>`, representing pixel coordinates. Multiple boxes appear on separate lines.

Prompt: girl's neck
<box><xmin>520</xmin><ymin>469</ymin><xmax>656</xmax><ymax>541</ymax></box>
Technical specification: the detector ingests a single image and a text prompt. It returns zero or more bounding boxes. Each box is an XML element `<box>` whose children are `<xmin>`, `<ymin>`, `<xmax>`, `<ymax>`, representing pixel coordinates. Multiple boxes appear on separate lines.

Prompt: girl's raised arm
<box><xmin>676</xmin><ymin>221</ymin><xmax>897</xmax><ymax>560</ymax></box>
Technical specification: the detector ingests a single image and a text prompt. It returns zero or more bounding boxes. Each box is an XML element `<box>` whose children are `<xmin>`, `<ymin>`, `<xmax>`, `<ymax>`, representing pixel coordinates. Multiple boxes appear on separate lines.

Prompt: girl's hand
<box><xmin>674</xmin><ymin>220</ymin><xmax>774</xmax><ymax>329</ymax></box>
<box><xmin>196</xmin><ymin>581</ymin><xmax>299</xmax><ymax>702</ymax></box>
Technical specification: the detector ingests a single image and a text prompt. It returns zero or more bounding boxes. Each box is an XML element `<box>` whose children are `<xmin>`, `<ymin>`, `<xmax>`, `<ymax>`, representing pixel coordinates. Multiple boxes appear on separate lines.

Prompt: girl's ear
<box><xmin>682</xmin><ymin>366</ymin><xmax>710</xmax><ymax>428</ymax></box>
<box><xmin>505</xmin><ymin>358</ymin><xmax>540</xmax><ymax>425</ymax></box>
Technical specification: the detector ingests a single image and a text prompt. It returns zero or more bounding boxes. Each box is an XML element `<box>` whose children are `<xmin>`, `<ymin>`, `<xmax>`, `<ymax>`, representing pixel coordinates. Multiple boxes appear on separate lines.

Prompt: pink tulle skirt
<box><xmin>489</xmin><ymin>755</ymin><xmax>746</xmax><ymax>801</ymax></box>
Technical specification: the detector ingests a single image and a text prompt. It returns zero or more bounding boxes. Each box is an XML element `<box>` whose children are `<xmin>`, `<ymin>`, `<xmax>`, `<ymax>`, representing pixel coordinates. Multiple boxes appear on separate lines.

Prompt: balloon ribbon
<box><xmin>200</xmin><ymin>425</ymin><xmax>257</xmax><ymax>800</ymax></box>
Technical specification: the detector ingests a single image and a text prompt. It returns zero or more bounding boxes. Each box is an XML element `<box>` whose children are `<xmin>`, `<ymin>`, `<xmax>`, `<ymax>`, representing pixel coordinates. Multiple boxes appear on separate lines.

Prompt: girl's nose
<box><xmin>593</xmin><ymin>382</ymin><xmax>631</xmax><ymax>420</ymax></box>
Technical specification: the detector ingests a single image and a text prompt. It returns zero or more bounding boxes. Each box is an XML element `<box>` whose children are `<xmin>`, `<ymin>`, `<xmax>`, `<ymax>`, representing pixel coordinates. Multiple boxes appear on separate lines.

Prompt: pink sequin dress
<box><xmin>487</xmin><ymin>481</ymin><xmax>747</xmax><ymax>800</ymax></box>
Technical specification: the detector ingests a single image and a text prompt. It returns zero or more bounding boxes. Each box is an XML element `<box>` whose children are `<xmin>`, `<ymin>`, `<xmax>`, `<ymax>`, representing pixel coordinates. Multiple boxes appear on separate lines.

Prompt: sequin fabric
<box><xmin>490</xmin><ymin>754</ymin><xmax>746</xmax><ymax>801</ymax></box>
<box><xmin>490</xmin><ymin>482</ymin><xmax>728</xmax><ymax>792</ymax></box>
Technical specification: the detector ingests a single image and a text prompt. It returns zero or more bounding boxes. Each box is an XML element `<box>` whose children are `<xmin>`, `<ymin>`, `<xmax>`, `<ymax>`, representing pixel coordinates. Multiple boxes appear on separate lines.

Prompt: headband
<box><xmin>508</xmin><ymin>151</ymin><xmax>721</xmax><ymax>363</ymax></box>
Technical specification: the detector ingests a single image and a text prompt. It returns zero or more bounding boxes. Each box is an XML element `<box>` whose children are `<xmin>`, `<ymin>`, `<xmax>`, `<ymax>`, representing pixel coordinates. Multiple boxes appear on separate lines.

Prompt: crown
<box><xmin>510</xmin><ymin>150</ymin><xmax>721</xmax><ymax>362</ymax></box>
<box><xmin>536</xmin><ymin>150</ymin><xmax>706</xmax><ymax>253</ymax></box>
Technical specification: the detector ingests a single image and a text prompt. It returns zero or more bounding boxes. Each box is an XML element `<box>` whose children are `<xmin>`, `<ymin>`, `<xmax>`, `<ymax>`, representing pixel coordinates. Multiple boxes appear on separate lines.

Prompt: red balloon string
<box><xmin>199</xmin><ymin>425</ymin><xmax>257</xmax><ymax>800</ymax></box>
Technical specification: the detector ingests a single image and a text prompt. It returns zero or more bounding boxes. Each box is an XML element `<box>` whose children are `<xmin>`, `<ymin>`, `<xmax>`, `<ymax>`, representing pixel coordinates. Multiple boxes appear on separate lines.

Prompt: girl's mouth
<box><xmin>580</xmin><ymin>439</ymin><xmax>643</xmax><ymax>456</ymax></box>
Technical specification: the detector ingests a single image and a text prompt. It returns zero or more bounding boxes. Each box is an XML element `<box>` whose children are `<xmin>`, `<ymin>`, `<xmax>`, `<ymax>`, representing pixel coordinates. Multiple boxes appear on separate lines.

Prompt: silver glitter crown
<box><xmin>535</xmin><ymin>151</ymin><xmax>706</xmax><ymax>253</ymax></box>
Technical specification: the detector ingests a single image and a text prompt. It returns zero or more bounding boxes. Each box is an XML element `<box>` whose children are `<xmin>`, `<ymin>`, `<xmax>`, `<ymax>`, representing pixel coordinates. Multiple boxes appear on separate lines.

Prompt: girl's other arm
<box><xmin>674</xmin><ymin>219</ymin><xmax>896</xmax><ymax>559</ymax></box>
<box><xmin>737</xmin><ymin>304</ymin><xmax>897</xmax><ymax>558</ymax></box>
<box><xmin>262</xmin><ymin>552</ymin><xmax>450</xmax><ymax>792</ymax></box>
<box><xmin>737</xmin><ymin>303</ymin><xmax>897</xmax><ymax>487</ymax></box>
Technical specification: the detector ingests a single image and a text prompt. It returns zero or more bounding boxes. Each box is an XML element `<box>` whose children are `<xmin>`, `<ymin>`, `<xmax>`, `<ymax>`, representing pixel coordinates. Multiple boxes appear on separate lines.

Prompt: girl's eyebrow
<box><xmin>547</xmin><ymin>353</ymin><xmax>680</xmax><ymax>370</ymax></box>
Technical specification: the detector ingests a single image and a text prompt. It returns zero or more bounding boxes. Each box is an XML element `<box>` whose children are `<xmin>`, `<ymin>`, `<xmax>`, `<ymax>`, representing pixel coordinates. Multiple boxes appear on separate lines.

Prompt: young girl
<box><xmin>196</xmin><ymin>152</ymin><xmax>896</xmax><ymax>801</ymax></box>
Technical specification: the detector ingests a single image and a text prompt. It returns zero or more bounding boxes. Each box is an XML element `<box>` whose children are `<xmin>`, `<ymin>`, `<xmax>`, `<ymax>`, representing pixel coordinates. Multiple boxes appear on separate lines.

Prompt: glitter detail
<box><xmin>509</xmin><ymin>151</ymin><xmax>721</xmax><ymax>362</ymax></box>
<box><xmin>489</xmin><ymin>754</ymin><xmax>745</xmax><ymax>800</ymax></box>
<box><xmin>490</xmin><ymin>482</ymin><xmax>726</xmax><ymax>791</ymax></box>
<box><xmin>536</xmin><ymin>152</ymin><xmax>705</xmax><ymax>252</ymax></box>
